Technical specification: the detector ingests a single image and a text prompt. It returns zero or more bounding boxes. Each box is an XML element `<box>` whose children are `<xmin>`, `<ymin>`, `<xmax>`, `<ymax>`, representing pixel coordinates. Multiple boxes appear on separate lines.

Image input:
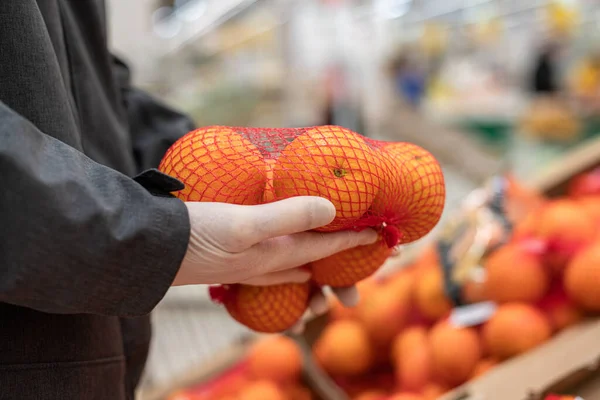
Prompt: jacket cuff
<box><xmin>119</xmin><ymin>169</ymin><xmax>190</xmax><ymax>316</ymax></box>
<box><xmin>133</xmin><ymin>168</ymin><xmax>185</xmax><ymax>197</ymax></box>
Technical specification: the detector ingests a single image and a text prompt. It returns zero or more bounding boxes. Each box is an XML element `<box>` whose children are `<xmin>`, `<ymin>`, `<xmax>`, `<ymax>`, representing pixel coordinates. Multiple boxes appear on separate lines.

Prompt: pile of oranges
<box><xmin>159</xmin><ymin>125</ymin><xmax>445</xmax><ymax>333</ymax></box>
<box><xmin>309</xmin><ymin>169</ymin><xmax>600</xmax><ymax>400</ymax></box>
<box><xmin>167</xmin><ymin>335</ymin><xmax>311</xmax><ymax>400</ymax></box>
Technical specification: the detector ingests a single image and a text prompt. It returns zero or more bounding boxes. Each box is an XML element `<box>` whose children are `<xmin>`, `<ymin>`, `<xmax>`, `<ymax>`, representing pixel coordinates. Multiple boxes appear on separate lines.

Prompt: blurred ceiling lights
<box><xmin>152</xmin><ymin>0</ymin><xmax>209</xmax><ymax>38</ymax></box>
<box><xmin>152</xmin><ymin>6</ymin><xmax>181</xmax><ymax>38</ymax></box>
<box><xmin>153</xmin><ymin>0</ymin><xmax>260</xmax><ymax>55</ymax></box>
<box><xmin>376</xmin><ymin>0</ymin><xmax>413</xmax><ymax>19</ymax></box>
<box><xmin>175</xmin><ymin>0</ymin><xmax>209</xmax><ymax>22</ymax></box>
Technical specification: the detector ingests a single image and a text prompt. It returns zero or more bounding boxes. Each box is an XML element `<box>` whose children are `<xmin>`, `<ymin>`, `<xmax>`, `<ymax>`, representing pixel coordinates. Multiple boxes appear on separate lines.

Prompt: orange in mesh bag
<box><xmin>158</xmin><ymin>127</ymin><xmax>267</xmax><ymax>204</ymax></box>
<box><xmin>311</xmin><ymin>241</ymin><xmax>393</xmax><ymax>287</ymax></box>
<box><xmin>207</xmin><ymin>283</ymin><xmax>312</xmax><ymax>333</ymax></box>
<box><xmin>272</xmin><ymin>126</ymin><xmax>383</xmax><ymax>231</ymax></box>
<box><xmin>159</xmin><ymin>125</ymin><xmax>445</xmax><ymax>333</ymax></box>
<box><xmin>371</xmin><ymin>141</ymin><xmax>446</xmax><ymax>246</ymax></box>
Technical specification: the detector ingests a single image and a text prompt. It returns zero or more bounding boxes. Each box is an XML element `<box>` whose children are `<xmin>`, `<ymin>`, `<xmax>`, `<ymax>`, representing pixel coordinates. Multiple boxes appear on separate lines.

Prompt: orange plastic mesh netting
<box><xmin>159</xmin><ymin>125</ymin><xmax>446</xmax><ymax>333</ymax></box>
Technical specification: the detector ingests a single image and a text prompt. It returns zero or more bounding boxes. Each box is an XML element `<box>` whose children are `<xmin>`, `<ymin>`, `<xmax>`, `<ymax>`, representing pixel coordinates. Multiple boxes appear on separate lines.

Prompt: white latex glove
<box><xmin>288</xmin><ymin>286</ymin><xmax>359</xmax><ymax>335</ymax></box>
<box><xmin>173</xmin><ymin>196</ymin><xmax>378</xmax><ymax>287</ymax></box>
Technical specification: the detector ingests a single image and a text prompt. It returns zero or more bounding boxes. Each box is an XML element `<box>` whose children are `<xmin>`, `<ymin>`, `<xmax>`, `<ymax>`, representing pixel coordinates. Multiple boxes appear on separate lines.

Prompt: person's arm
<box><xmin>0</xmin><ymin>101</ymin><xmax>190</xmax><ymax>317</ymax></box>
<box><xmin>111</xmin><ymin>56</ymin><xmax>196</xmax><ymax>172</ymax></box>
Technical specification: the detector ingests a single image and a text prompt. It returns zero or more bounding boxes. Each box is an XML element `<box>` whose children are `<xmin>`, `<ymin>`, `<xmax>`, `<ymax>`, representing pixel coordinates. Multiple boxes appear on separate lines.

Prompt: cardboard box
<box><xmin>439</xmin><ymin>319</ymin><xmax>600</xmax><ymax>400</ymax></box>
<box><xmin>295</xmin><ymin>135</ymin><xmax>600</xmax><ymax>400</ymax></box>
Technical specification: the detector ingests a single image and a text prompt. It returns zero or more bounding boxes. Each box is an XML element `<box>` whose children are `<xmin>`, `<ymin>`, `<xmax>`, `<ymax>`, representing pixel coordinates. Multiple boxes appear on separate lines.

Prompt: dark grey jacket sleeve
<box><xmin>112</xmin><ymin>57</ymin><xmax>197</xmax><ymax>172</ymax></box>
<box><xmin>0</xmin><ymin>101</ymin><xmax>191</xmax><ymax>317</ymax></box>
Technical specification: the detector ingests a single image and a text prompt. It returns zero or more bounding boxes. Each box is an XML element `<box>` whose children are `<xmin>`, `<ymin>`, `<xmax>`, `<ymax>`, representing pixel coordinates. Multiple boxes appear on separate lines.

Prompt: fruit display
<box><xmin>305</xmin><ymin>167</ymin><xmax>600</xmax><ymax>400</ymax></box>
<box><xmin>159</xmin><ymin>125</ymin><xmax>446</xmax><ymax>333</ymax></box>
<box><xmin>165</xmin><ymin>335</ymin><xmax>312</xmax><ymax>400</ymax></box>
<box><xmin>545</xmin><ymin>1</ymin><xmax>580</xmax><ymax>38</ymax></box>
<box><xmin>520</xmin><ymin>97</ymin><xmax>582</xmax><ymax>143</ymax></box>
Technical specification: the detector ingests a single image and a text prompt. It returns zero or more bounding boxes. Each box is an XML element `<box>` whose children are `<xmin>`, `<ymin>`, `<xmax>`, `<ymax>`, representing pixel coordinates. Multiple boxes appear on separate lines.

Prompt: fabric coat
<box><xmin>0</xmin><ymin>1</ymin><xmax>194</xmax><ymax>398</ymax></box>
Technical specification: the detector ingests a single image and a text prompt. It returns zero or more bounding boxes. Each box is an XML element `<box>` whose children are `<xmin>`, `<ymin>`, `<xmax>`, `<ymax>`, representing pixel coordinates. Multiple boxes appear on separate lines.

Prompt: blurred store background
<box><xmin>104</xmin><ymin>0</ymin><xmax>600</xmax><ymax>397</ymax></box>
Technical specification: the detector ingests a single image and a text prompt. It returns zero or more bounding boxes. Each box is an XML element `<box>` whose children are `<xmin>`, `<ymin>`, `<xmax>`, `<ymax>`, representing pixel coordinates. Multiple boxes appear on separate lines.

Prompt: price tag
<box><xmin>449</xmin><ymin>301</ymin><xmax>498</xmax><ymax>328</ymax></box>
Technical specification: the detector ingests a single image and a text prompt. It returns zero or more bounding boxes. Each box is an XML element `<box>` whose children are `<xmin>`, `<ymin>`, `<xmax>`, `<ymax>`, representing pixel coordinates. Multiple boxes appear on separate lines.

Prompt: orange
<box><xmin>262</xmin><ymin>158</ymin><xmax>277</xmax><ymax>203</ymax></box>
<box><xmin>565</xmin><ymin>242</ymin><xmax>600</xmax><ymax>311</ymax></box>
<box><xmin>530</xmin><ymin>199</ymin><xmax>597</xmax><ymax>270</ymax></box>
<box><xmin>418</xmin><ymin>243</ymin><xmax>441</xmax><ymax>264</ymax></box>
<box><xmin>470</xmin><ymin>358</ymin><xmax>498</xmax><ymax>379</ymax></box>
<box><xmin>484</xmin><ymin>243</ymin><xmax>549</xmax><ymax>303</ymax></box>
<box><xmin>356</xmin><ymin>277</ymin><xmax>381</xmax><ymax>297</ymax></box>
<box><xmin>415</xmin><ymin>268</ymin><xmax>453</xmax><ymax>321</ymax></box>
<box><xmin>388</xmin><ymin>393</ymin><xmax>425</xmax><ymax>400</ymax></box>
<box><xmin>411</xmin><ymin>244</ymin><xmax>441</xmax><ymax>275</ymax></box>
<box><xmin>311</xmin><ymin>240</ymin><xmax>393</xmax><ymax>287</ymax></box>
<box><xmin>429</xmin><ymin>321</ymin><xmax>482</xmax><ymax>386</ymax></box>
<box><xmin>482</xmin><ymin>303</ymin><xmax>552</xmax><ymax>360</ymax></box>
<box><xmin>216</xmin><ymin>372</ymin><xmax>252</xmax><ymax>397</ymax></box>
<box><xmin>577</xmin><ymin>195</ymin><xmax>600</xmax><ymax>222</ymax></box>
<box><xmin>371</xmin><ymin>142</ymin><xmax>445</xmax><ymax>245</ymax></box>
<box><xmin>329</xmin><ymin>296</ymin><xmax>357</xmax><ymax>321</ymax></box>
<box><xmin>512</xmin><ymin>209</ymin><xmax>542</xmax><ymax>240</ymax></box>
<box><xmin>534</xmin><ymin>200</ymin><xmax>596</xmax><ymax>242</ymax></box>
<box><xmin>385</xmin><ymin>268</ymin><xmax>416</xmax><ymax>305</ymax></box>
<box><xmin>392</xmin><ymin>326</ymin><xmax>432</xmax><ymax>392</ymax></box>
<box><xmin>283</xmin><ymin>383</ymin><xmax>313</xmax><ymax>400</ymax></box>
<box><xmin>207</xmin><ymin>372</ymin><xmax>252</xmax><ymax>399</ymax></box>
<box><xmin>166</xmin><ymin>391</ymin><xmax>196</xmax><ymax>400</ymax></box>
<box><xmin>356</xmin><ymin>285</ymin><xmax>410</xmax><ymax>347</ymax></box>
<box><xmin>159</xmin><ymin>126</ymin><xmax>266</xmax><ymax>204</ymax></box>
<box><xmin>329</xmin><ymin>278</ymin><xmax>381</xmax><ymax>321</ymax></box>
<box><xmin>313</xmin><ymin>320</ymin><xmax>373</xmax><ymax>376</ymax></box>
<box><xmin>246</xmin><ymin>335</ymin><xmax>303</xmax><ymax>383</ymax></box>
<box><xmin>238</xmin><ymin>380</ymin><xmax>285</xmax><ymax>400</ymax></box>
<box><xmin>209</xmin><ymin>283</ymin><xmax>310</xmax><ymax>333</ymax></box>
<box><xmin>420</xmin><ymin>382</ymin><xmax>449</xmax><ymax>400</ymax></box>
<box><xmin>353</xmin><ymin>390</ymin><xmax>388</xmax><ymax>400</ymax></box>
<box><xmin>391</xmin><ymin>326</ymin><xmax>427</xmax><ymax>362</ymax></box>
<box><xmin>273</xmin><ymin>126</ymin><xmax>382</xmax><ymax>231</ymax></box>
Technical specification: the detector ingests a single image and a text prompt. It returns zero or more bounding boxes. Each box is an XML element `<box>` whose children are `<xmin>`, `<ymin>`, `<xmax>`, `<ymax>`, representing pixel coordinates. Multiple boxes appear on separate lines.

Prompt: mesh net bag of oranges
<box><xmin>159</xmin><ymin>125</ymin><xmax>446</xmax><ymax>333</ymax></box>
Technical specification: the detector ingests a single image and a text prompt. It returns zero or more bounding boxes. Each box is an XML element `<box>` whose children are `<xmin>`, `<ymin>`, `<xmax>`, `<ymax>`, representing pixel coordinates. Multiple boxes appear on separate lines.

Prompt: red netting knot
<box><xmin>543</xmin><ymin>396</ymin><xmax>563</xmax><ymax>400</ymax></box>
<box><xmin>382</xmin><ymin>224</ymin><xmax>402</xmax><ymax>248</ymax></box>
<box><xmin>350</xmin><ymin>214</ymin><xmax>403</xmax><ymax>248</ymax></box>
<box><xmin>351</xmin><ymin>215</ymin><xmax>386</xmax><ymax>231</ymax></box>
<box><xmin>208</xmin><ymin>285</ymin><xmax>230</xmax><ymax>304</ymax></box>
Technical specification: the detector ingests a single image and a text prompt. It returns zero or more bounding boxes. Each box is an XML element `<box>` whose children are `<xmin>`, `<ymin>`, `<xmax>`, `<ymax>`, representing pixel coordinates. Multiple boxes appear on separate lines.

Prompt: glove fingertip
<box><xmin>309</xmin><ymin>293</ymin><xmax>329</xmax><ymax>316</ymax></box>
<box><xmin>333</xmin><ymin>286</ymin><xmax>360</xmax><ymax>307</ymax></box>
<box><xmin>289</xmin><ymin>319</ymin><xmax>306</xmax><ymax>335</ymax></box>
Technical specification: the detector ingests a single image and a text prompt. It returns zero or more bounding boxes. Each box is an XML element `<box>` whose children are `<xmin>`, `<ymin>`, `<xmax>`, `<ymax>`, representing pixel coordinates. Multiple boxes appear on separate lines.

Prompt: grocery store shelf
<box><xmin>377</xmin><ymin>100</ymin><xmax>504</xmax><ymax>185</ymax></box>
<box><xmin>140</xmin><ymin>299</ymin><xmax>252</xmax><ymax>393</ymax></box>
<box><xmin>157</xmin><ymin>0</ymin><xmax>260</xmax><ymax>56</ymax></box>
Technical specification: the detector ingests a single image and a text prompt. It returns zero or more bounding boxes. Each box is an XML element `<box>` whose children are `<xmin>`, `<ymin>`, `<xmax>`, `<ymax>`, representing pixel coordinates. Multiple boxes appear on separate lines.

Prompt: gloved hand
<box><xmin>173</xmin><ymin>195</ymin><xmax>377</xmax><ymax>287</ymax></box>
<box><xmin>174</xmin><ymin>197</ymin><xmax>376</xmax><ymax>333</ymax></box>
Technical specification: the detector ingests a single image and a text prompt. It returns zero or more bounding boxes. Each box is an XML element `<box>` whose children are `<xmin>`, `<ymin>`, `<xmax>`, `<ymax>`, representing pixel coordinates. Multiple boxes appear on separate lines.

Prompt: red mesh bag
<box><xmin>159</xmin><ymin>125</ymin><xmax>446</xmax><ymax>333</ymax></box>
